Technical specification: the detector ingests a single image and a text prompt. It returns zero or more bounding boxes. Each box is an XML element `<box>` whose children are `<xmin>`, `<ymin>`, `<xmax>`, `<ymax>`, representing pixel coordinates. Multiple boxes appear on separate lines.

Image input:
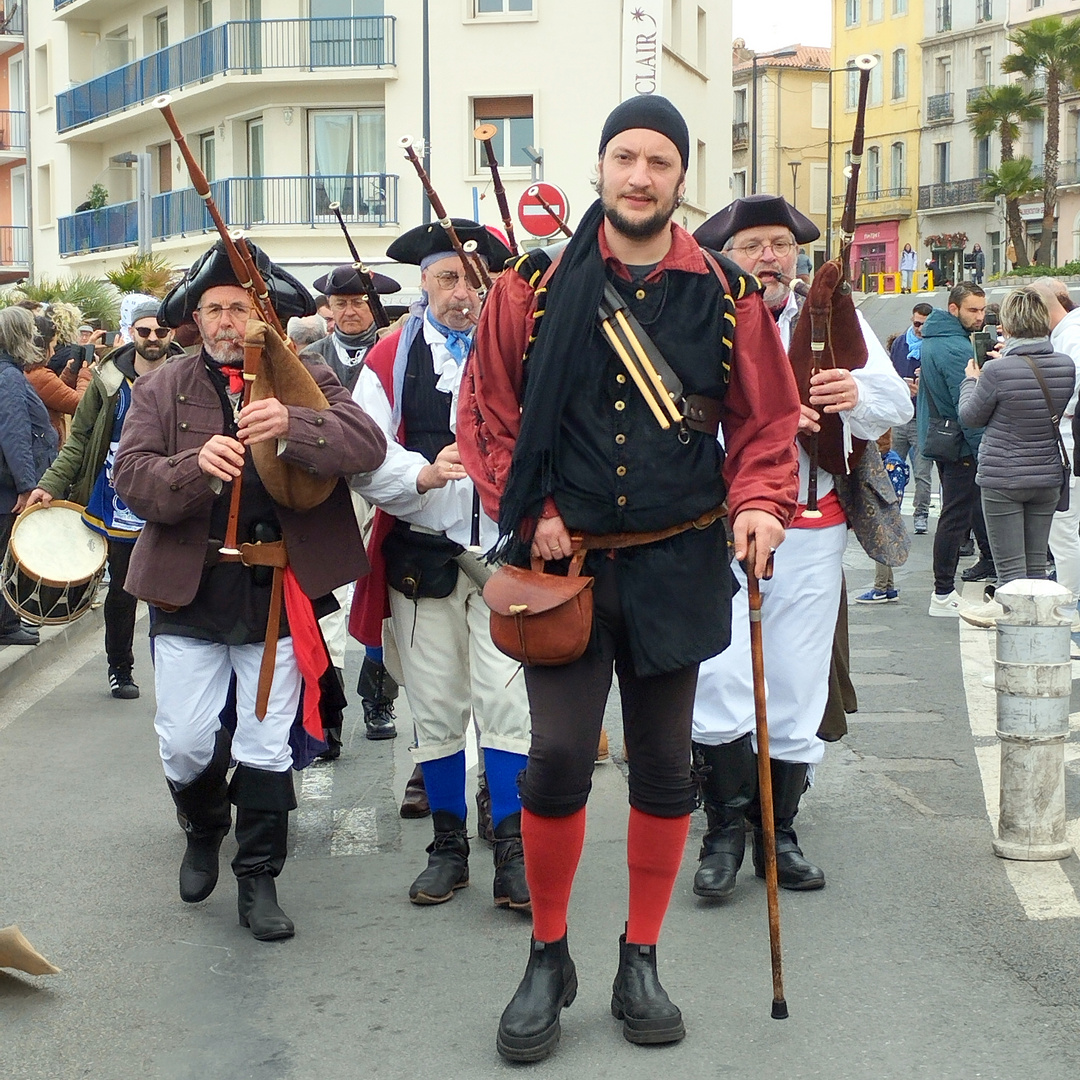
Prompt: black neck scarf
<box><xmin>496</xmin><ymin>198</ymin><xmax>612</xmax><ymax>558</ymax></box>
<box><xmin>334</xmin><ymin>323</ymin><xmax>379</xmax><ymax>359</ymax></box>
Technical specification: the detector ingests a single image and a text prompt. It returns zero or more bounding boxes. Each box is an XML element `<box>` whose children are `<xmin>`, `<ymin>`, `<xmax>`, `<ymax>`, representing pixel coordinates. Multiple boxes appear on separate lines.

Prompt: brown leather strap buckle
<box><xmin>239</xmin><ymin>540</ymin><xmax>288</xmax><ymax>569</ymax></box>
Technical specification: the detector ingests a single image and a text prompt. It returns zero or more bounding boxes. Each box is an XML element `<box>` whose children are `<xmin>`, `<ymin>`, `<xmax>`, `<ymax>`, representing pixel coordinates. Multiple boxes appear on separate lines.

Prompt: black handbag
<box><xmin>1020</xmin><ymin>355</ymin><xmax>1072</xmax><ymax>513</ymax></box>
<box><xmin>922</xmin><ymin>390</ymin><xmax>965</xmax><ymax>463</ymax></box>
<box><xmin>381</xmin><ymin>520</ymin><xmax>464</xmax><ymax>600</ymax></box>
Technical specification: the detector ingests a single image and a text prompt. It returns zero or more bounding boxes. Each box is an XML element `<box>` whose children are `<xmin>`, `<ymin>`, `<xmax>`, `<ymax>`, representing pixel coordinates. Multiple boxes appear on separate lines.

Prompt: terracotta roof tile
<box><xmin>733</xmin><ymin>45</ymin><xmax>832</xmax><ymax>74</ymax></box>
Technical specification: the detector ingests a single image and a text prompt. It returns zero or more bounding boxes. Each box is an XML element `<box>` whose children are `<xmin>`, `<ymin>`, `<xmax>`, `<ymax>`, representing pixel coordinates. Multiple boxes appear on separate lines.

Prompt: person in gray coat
<box><xmin>958</xmin><ymin>287</ymin><xmax>1075</xmax><ymax>626</ymax></box>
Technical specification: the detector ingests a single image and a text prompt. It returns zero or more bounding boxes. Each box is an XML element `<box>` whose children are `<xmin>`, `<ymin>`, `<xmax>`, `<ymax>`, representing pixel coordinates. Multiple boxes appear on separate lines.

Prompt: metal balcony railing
<box><xmin>918</xmin><ymin>177</ymin><xmax>993</xmax><ymax>209</ymax></box>
<box><xmin>56</xmin><ymin>17</ymin><xmax>396</xmax><ymax>133</ymax></box>
<box><xmin>58</xmin><ymin>174</ymin><xmax>399</xmax><ymax>257</ymax></box>
<box><xmin>1059</xmin><ymin>160</ymin><xmax>1080</xmax><ymax>186</ymax></box>
<box><xmin>0</xmin><ymin>225</ymin><xmax>29</xmax><ymax>266</ymax></box>
<box><xmin>1</xmin><ymin>2</ymin><xmax>25</xmax><ymax>35</ymax></box>
<box><xmin>967</xmin><ymin>85</ymin><xmax>994</xmax><ymax>108</ymax></box>
<box><xmin>0</xmin><ymin>109</ymin><xmax>26</xmax><ymax>151</ymax></box>
<box><xmin>927</xmin><ymin>93</ymin><xmax>953</xmax><ymax>121</ymax></box>
<box><xmin>732</xmin><ymin>121</ymin><xmax>749</xmax><ymax>148</ymax></box>
<box><xmin>831</xmin><ymin>186</ymin><xmax>912</xmax><ymax>204</ymax></box>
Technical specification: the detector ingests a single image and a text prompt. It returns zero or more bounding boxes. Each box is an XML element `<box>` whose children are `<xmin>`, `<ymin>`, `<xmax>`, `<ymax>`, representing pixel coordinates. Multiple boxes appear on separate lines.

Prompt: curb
<box><xmin>0</xmin><ymin>603</ymin><xmax>104</xmax><ymax>699</ymax></box>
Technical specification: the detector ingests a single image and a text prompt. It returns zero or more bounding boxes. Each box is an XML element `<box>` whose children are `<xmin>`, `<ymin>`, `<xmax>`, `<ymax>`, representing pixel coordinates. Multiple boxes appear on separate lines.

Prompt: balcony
<box><xmin>0</xmin><ymin>109</ymin><xmax>26</xmax><ymax>157</ymax></box>
<box><xmin>927</xmin><ymin>93</ymin><xmax>953</xmax><ymax>122</ymax></box>
<box><xmin>831</xmin><ymin>186</ymin><xmax>914</xmax><ymax>219</ymax></box>
<box><xmin>1057</xmin><ymin>161</ymin><xmax>1080</xmax><ymax>186</ymax></box>
<box><xmin>56</xmin><ymin>17</ymin><xmax>396</xmax><ymax>134</ymax></box>
<box><xmin>918</xmin><ymin>177</ymin><xmax>993</xmax><ymax>210</ymax></box>
<box><xmin>58</xmin><ymin>174</ymin><xmax>399</xmax><ymax>257</ymax></box>
<box><xmin>967</xmin><ymin>85</ymin><xmax>994</xmax><ymax>109</ymax></box>
<box><xmin>1</xmin><ymin>3</ymin><xmax>24</xmax><ymax>36</ymax></box>
<box><xmin>732</xmin><ymin>121</ymin><xmax>749</xmax><ymax>149</ymax></box>
<box><xmin>0</xmin><ymin>225</ymin><xmax>29</xmax><ymax>268</ymax></box>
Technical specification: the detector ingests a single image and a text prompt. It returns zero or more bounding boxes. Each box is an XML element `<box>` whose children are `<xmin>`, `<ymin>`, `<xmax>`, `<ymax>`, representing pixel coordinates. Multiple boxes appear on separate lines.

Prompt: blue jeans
<box><xmin>891</xmin><ymin>417</ymin><xmax>932</xmax><ymax>516</ymax></box>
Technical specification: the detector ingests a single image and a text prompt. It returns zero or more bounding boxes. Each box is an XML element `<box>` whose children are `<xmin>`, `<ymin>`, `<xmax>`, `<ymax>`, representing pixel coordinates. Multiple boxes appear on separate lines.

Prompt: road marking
<box><xmin>961</xmin><ymin>623</ymin><xmax>1080</xmax><ymax>920</ymax></box>
<box><xmin>329</xmin><ymin>806</ymin><xmax>378</xmax><ymax>857</ymax></box>
<box><xmin>301</xmin><ymin>768</ymin><xmax>333</xmax><ymax>801</ymax></box>
<box><xmin>295</xmin><ymin>764</ymin><xmax>380</xmax><ymax>858</ymax></box>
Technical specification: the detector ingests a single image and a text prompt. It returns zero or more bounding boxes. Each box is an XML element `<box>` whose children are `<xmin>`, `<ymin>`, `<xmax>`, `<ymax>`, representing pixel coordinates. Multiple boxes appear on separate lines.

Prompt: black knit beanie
<box><xmin>598</xmin><ymin>95</ymin><xmax>690</xmax><ymax>169</ymax></box>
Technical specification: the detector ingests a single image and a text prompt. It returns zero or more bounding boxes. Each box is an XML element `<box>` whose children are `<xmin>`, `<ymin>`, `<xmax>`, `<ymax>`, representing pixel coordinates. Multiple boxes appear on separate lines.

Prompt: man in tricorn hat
<box><xmin>301</xmin><ymin>264</ymin><xmax>402</xmax><ymax>750</ymax></box>
<box><xmin>689</xmin><ymin>195</ymin><xmax>911</xmax><ymax>902</ymax></box>
<box><xmin>348</xmin><ymin>220</ymin><xmax>534</xmax><ymax>912</ymax></box>
<box><xmin>113</xmin><ymin>240</ymin><xmax>386</xmax><ymax>941</ymax></box>
<box><xmin>460</xmin><ymin>97</ymin><xmax>801</xmax><ymax>1059</ymax></box>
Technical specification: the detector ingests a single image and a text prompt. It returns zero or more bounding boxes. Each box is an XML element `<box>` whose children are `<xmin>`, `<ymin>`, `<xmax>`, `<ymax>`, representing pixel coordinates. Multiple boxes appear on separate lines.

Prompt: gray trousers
<box><xmin>891</xmin><ymin>417</ymin><xmax>932</xmax><ymax>516</ymax></box>
<box><xmin>981</xmin><ymin>486</ymin><xmax>1060</xmax><ymax>587</ymax></box>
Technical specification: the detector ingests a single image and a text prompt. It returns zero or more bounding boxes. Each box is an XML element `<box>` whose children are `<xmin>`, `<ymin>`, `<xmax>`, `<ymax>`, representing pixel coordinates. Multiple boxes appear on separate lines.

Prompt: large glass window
<box><xmin>476</xmin><ymin>0</ymin><xmax>533</xmax><ymax>12</ymax></box>
<box><xmin>247</xmin><ymin>118</ymin><xmax>265</xmax><ymax>223</ymax></box>
<box><xmin>869</xmin><ymin>54</ymin><xmax>883</xmax><ymax>106</ymax></box>
<box><xmin>866</xmin><ymin>146</ymin><xmax>881</xmax><ymax>196</ymax></box>
<box><xmin>473</xmin><ymin>96</ymin><xmax>534</xmax><ymax>171</ymax></box>
<box><xmin>310</xmin><ymin>0</ymin><xmax>386</xmax><ymax>67</ymax></box>
<box><xmin>934</xmin><ymin>141</ymin><xmax>950</xmax><ymax>184</ymax></box>
<box><xmin>892</xmin><ymin>49</ymin><xmax>906</xmax><ymax>99</ymax></box>
<box><xmin>199</xmin><ymin>132</ymin><xmax>215</xmax><ymax>183</ymax></box>
<box><xmin>846</xmin><ymin>0</ymin><xmax>860</xmax><ymax>27</ymax></box>
<box><xmin>309</xmin><ymin>109</ymin><xmax>387</xmax><ymax>218</ymax></box>
<box><xmin>891</xmin><ymin>141</ymin><xmax>905</xmax><ymax>189</ymax></box>
<box><xmin>846</xmin><ymin>64</ymin><xmax>859</xmax><ymax>110</ymax></box>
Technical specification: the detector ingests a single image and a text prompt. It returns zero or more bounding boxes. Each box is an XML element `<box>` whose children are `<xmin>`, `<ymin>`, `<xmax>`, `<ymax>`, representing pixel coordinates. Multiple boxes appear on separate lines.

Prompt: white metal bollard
<box><xmin>991</xmin><ymin>579</ymin><xmax>1074</xmax><ymax>861</ymax></box>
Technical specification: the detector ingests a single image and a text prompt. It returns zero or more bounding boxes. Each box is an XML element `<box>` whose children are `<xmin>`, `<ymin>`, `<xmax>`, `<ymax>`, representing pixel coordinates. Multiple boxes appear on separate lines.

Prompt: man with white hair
<box><xmin>1031</xmin><ymin>277</ymin><xmax>1080</xmax><ymax>630</ymax></box>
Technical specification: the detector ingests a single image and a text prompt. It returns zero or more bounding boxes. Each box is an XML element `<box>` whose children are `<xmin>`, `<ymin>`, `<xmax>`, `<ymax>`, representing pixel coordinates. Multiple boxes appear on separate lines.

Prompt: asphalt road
<box><xmin>2</xmin><ymin>521</ymin><xmax>1080</xmax><ymax>1080</ymax></box>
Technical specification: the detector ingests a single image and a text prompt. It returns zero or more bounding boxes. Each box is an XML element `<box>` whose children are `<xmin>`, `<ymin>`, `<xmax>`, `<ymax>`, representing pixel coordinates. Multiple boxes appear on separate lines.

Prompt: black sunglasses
<box><xmin>134</xmin><ymin>326</ymin><xmax>171</xmax><ymax>340</ymax></box>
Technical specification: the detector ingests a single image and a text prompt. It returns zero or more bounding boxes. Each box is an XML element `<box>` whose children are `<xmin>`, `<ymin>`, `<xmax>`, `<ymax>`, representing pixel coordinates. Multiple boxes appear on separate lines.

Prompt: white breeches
<box><xmin>692</xmin><ymin>524</ymin><xmax>847</xmax><ymax>764</ymax></box>
<box><xmin>154</xmin><ymin>635</ymin><xmax>301</xmax><ymax>784</ymax></box>
<box><xmin>388</xmin><ymin>570</ymin><xmax>531</xmax><ymax>763</ymax></box>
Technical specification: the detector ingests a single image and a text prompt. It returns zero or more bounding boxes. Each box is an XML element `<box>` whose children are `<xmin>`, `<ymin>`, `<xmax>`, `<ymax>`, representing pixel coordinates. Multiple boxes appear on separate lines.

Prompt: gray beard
<box><xmin>204</xmin><ymin>335</ymin><xmax>243</xmax><ymax>366</ymax></box>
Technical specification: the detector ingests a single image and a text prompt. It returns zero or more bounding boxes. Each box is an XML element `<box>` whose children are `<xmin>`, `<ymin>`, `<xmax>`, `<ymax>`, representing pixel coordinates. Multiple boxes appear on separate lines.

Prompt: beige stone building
<box><xmin>30</xmin><ymin>1</ymin><xmax>730</xmax><ymax>297</ymax></box>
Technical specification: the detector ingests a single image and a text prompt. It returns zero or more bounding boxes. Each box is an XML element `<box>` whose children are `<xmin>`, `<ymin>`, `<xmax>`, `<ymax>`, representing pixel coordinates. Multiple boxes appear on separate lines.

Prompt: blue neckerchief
<box><xmin>426</xmin><ymin>309</ymin><xmax>473</xmax><ymax>364</ymax></box>
<box><xmin>905</xmin><ymin>324</ymin><xmax>922</xmax><ymax>362</ymax></box>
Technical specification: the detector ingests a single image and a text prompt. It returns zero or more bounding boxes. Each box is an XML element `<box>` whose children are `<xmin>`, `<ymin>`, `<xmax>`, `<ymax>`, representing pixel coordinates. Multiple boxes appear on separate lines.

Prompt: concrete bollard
<box><xmin>991</xmin><ymin>579</ymin><xmax>1074</xmax><ymax>861</ymax></box>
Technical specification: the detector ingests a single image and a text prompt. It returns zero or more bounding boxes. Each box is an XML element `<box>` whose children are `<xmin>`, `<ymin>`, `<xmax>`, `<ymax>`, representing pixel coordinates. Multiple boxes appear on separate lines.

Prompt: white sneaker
<box><xmin>959</xmin><ymin>597</ymin><xmax>1004</xmax><ymax>629</ymax></box>
<box><xmin>928</xmin><ymin>590</ymin><xmax>962</xmax><ymax>617</ymax></box>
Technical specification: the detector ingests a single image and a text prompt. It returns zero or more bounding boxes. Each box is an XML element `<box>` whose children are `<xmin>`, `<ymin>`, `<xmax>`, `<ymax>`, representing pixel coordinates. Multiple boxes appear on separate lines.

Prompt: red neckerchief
<box><xmin>218</xmin><ymin>364</ymin><xmax>245</xmax><ymax>395</ymax></box>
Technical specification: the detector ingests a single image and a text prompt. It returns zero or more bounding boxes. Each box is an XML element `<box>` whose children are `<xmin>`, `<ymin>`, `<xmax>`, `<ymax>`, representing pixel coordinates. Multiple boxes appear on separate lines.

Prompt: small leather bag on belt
<box><xmin>483</xmin><ymin>549</ymin><xmax>593</xmax><ymax>667</ymax></box>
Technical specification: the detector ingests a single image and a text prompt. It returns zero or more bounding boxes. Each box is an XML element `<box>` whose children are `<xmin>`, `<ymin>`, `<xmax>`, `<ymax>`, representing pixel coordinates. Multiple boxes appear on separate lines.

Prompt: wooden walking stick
<box><xmin>745</xmin><ymin>537</ymin><xmax>789</xmax><ymax>1020</ymax></box>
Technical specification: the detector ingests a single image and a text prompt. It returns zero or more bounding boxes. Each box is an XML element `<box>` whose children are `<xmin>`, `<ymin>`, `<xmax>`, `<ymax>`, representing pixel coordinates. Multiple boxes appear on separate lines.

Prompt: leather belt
<box><xmin>576</xmin><ymin>504</ymin><xmax>727</xmax><ymax>552</ymax></box>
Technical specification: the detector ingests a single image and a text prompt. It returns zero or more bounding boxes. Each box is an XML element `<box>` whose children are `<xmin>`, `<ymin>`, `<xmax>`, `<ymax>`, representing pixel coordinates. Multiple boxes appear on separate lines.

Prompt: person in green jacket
<box><xmin>916</xmin><ymin>282</ymin><xmax>991</xmax><ymax>617</ymax></box>
<box><xmin>25</xmin><ymin>302</ymin><xmax>183</xmax><ymax>698</ymax></box>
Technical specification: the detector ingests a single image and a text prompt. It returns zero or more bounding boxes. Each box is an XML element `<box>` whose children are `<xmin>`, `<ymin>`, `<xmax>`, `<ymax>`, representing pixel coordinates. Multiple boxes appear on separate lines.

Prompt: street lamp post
<box><xmin>750</xmin><ymin>48</ymin><xmax>798</xmax><ymax>195</ymax></box>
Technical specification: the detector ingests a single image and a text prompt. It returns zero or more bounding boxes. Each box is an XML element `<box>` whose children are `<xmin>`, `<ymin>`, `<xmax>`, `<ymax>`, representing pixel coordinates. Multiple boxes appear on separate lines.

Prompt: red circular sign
<box><xmin>517</xmin><ymin>183</ymin><xmax>570</xmax><ymax>239</ymax></box>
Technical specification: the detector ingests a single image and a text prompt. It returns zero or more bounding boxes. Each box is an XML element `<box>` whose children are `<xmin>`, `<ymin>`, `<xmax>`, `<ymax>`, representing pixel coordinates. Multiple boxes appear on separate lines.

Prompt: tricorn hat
<box><xmin>313</xmin><ymin>265</ymin><xmax>400</xmax><ymax>297</ymax></box>
<box><xmin>694</xmin><ymin>194</ymin><xmax>820</xmax><ymax>251</ymax></box>
<box><xmin>387</xmin><ymin>219</ymin><xmax>514</xmax><ymax>270</ymax></box>
<box><xmin>158</xmin><ymin>239</ymin><xmax>316</xmax><ymax>327</ymax></box>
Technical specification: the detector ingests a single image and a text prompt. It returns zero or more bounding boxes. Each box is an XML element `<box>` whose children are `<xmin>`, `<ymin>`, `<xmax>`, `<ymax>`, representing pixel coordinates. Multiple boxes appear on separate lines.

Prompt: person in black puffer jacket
<box><xmin>958</xmin><ymin>287</ymin><xmax>1075</xmax><ymax>626</ymax></box>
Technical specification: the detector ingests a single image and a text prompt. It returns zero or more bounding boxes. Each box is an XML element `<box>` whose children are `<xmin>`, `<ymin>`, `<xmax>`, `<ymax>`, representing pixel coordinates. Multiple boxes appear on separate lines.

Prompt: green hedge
<box><xmin>988</xmin><ymin>261</ymin><xmax>1080</xmax><ymax>281</ymax></box>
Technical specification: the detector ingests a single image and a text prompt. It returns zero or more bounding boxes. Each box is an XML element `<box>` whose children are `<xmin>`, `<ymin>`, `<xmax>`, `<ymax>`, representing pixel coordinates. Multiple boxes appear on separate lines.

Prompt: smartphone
<box><xmin>984</xmin><ymin>310</ymin><xmax>999</xmax><ymax>330</ymax></box>
<box><xmin>104</xmin><ymin>330</ymin><xmax>118</xmax><ymax>346</ymax></box>
<box><xmin>971</xmin><ymin>331</ymin><xmax>994</xmax><ymax>367</ymax></box>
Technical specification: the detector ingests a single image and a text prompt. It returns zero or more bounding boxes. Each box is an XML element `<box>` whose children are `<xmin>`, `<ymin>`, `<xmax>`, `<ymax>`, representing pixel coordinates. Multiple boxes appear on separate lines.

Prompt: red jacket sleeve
<box><xmin>720</xmin><ymin>293</ymin><xmax>801</xmax><ymax>526</ymax></box>
<box><xmin>457</xmin><ymin>269</ymin><xmax>536</xmax><ymax>521</ymax></box>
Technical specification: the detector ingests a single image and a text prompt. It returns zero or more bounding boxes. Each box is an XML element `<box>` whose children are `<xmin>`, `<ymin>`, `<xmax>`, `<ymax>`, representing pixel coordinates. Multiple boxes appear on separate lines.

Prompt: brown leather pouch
<box><xmin>483</xmin><ymin>550</ymin><xmax>593</xmax><ymax>667</ymax></box>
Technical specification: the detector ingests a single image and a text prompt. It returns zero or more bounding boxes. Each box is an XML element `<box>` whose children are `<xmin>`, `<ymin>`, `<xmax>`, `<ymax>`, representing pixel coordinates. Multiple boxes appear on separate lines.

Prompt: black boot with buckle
<box><xmin>692</xmin><ymin>734</ymin><xmax>756</xmax><ymax>900</ymax></box>
<box><xmin>492</xmin><ymin>811</ymin><xmax>530</xmax><ymax>911</ymax></box>
<box><xmin>610</xmin><ymin>931</ymin><xmax>686</xmax><ymax>1045</ymax></box>
<box><xmin>169</xmin><ymin>726</ymin><xmax>232</xmax><ymax>903</ymax></box>
<box><xmin>230</xmin><ymin>765</ymin><xmax>297</xmax><ymax>941</ymax></box>
<box><xmin>750</xmin><ymin>759</ymin><xmax>825</xmax><ymax>891</ymax></box>
<box><xmin>408</xmin><ymin>810</ymin><xmax>469</xmax><ymax>904</ymax></box>
<box><xmin>358</xmin><ymin>655</ymin><xmax>397</xmax><ymax>741</ymax></box>
<box><xmin>497</xmin><ymin>934</ymin><xmax>578</xmax><ymax>1063</ymax></box>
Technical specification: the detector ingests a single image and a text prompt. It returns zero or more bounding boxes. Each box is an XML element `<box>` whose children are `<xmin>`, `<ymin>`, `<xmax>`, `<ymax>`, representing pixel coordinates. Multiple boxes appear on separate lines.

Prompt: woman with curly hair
<box><xmin>24</xmin><ymin>314</ymin><xmax>91</xmax><ymax>448</ymax></box>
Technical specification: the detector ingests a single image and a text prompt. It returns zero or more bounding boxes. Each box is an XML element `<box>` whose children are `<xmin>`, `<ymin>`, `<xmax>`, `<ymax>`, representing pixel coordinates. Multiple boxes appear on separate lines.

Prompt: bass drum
<box><xmin>1</xmin><ymin>501</ymin><xmax>108</xmax><ymax>625</ymax></box>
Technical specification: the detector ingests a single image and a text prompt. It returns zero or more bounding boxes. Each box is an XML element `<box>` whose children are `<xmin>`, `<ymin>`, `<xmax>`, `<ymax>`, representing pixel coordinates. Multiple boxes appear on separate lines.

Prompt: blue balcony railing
<box><xmin>0</xmin><ymin>225</ymin><xmax>29</xmax><ymax>266</ymax></box>
<box><xmin>59</xmin><ymin>174</ymin><xmax>399</xmax><ymax>256</ymax></box>
<box><xmin>56</xmin><ymin>17</ymin><xmax>396</xmax><ymax>133</ymax></box>
<box><xmin>0</xmin><ymin>109</ymin><xmax>27</xmax><ymax>151</ymax></box>
<box><xmin>2</xmin><ymin>3</ymin><xmax>25</xmax><ymax>35</ymax></box>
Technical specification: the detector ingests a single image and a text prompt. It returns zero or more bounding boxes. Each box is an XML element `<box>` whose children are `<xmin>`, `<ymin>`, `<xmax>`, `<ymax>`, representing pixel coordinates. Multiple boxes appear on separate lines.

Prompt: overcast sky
<box><xmin>732</xmin><ymin>3</ymin><xmax>832</xmax><ymax>51</ymax></box>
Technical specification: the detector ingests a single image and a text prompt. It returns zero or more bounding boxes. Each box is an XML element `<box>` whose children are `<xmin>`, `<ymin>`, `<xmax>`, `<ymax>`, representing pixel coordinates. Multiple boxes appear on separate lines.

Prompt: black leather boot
<box><xmin>408</xmin><ymin>811</ymin><xmax>469</xmax><ymax>904</ymax></box>
<box><xmin>399</xmin><ymin>763</ymin><xmax>430</xmax><ymax>818</ymax></box>
<box><xmin>316</xmin><ymin>666</ymin><xmax>345</xmax><ymax>762</ymax></box>
<box><xmin>692</xmin><ymin>735</ymin><xmax>756</xmax><ymax>900</ymax></box>
<box><xmin>230</xmin><ymin>765</ymin><xmax>296</xmax><ymax>941</ymax></box>
<box><xmin>492</xmin><ymin>811</ymin><xmax>530</xmax><ymax>911</ymax></box>
<box><xmin>475</xmin><ymin>772</ymin><xmax>495</xmax><ymax>844</ymax></box>
<box><xmin>168</xmin><ymin>726</ymin><xmax>232</xmax><ymax>903</ymax></box>
<box><xmin>750</xmin><ymin>759</ymin><xmax>825</xmax><ymax>891</ymax></box>
<box><xmin>497</xmin><ymin>934</ymin><xmax>577</xmax><ymax>1063</ymax></box>
<box><xmin>358</xmin><ymin>656</ymin><xmax>397</xmax><ymax>740</ymax></box>
<box><xmin>610</xmin><ymin>932</ymin><xmax>686</xmax><ymax>1045</ymax></box>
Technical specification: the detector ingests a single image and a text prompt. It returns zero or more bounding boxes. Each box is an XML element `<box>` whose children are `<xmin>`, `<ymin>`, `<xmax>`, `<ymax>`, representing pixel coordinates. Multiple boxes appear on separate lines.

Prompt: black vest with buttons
<box><xmin>401</xmin><ymin>332</ymin><xmax>454</xmax><ymax>465</ymax></box>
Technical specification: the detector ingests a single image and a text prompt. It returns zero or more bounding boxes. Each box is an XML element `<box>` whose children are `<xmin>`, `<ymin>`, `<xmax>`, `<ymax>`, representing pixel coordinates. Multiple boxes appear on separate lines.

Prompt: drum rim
<box><xmin>9</xmin><ymin>499</ymin><xmax>107</xmax><ymax>588</ymax></box>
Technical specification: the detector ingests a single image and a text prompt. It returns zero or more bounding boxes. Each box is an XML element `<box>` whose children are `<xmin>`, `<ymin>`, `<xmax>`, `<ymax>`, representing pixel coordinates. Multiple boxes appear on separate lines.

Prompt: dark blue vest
<box><xmin>401</xmin><ymin>332</ymin><xmax>454</xmax><ymax>465</ymax></box>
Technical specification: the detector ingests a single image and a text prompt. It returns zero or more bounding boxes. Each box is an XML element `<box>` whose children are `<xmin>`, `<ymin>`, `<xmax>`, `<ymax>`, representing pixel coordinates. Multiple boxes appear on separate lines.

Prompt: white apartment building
<box><xmin>917</xmin><ymin>0</ymin><xmax>1007</xmax><ymax>282</ymax></box>
<box><xmin>30</xmin><ymin>1</ymin><xmax>730</xmax><ymax>296</ymax></box>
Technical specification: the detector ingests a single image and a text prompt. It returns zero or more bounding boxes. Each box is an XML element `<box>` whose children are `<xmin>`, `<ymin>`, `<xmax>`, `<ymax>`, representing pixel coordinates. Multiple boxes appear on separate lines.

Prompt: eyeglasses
<box><xmin>731</xmin><ymin>239</ymin><xmax>796</xmax><ymax>258</ymax></box>
<box><xmin>197</xmin><ymin>303</ymin><xmax>252</xmax><ymax>321</ymax></box>
<box><xmin>430</xmin><ymin>271</ymin><xmax>477</xmax><ymax>290</ymax></box>
<box><xmin>133</xmin><ymin>326</ymin><xmax>172</xmax><ymax>340</ymax></box>
<box><xmin>329</xmin><ymin>297</ymin><xmax>371</xmax><ymax>312</ymax></box>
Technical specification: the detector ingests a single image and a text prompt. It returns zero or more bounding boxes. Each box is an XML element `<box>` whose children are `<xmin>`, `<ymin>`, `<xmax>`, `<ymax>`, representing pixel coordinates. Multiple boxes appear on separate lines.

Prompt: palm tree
<box><xmin>969</xmin><ymin>83</ymin><xmax>1042</xmax><ymax>268</ymax></box>
<box><xmin>1001</xmin><ymin>15</ymin><xmax>1080</xmax><ymax>267</ymax></box>
<box><xmin>981</xmin><ymin>159</ymin><xmax>1043</xmax><ymax>267</ymax></box>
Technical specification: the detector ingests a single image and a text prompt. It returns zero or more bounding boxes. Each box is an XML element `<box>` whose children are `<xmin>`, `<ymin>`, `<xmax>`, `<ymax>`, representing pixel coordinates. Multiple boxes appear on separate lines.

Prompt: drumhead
<box><xmin>10</xmin><ymin>503</ymin><xmax>107</xmax><ymax>585</ymax></box>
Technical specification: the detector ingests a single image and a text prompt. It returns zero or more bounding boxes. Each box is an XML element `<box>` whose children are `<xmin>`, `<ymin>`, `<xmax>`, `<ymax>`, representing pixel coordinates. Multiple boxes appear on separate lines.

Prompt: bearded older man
<box><xmin>689</xmin><ymin>194</ymin><xmax>912</xmax><ymax>901</ymax></box>
<box><xmin>113</xmin><ymin>240</ymin><xmax>386</xmax><ymax>941</ymax></box>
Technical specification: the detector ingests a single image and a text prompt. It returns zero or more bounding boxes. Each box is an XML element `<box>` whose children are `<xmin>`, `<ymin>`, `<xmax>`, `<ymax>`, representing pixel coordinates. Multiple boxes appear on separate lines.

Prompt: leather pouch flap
<box><xmin>483</xmin><ymin>565</ymin><xmax>593</xmax><ymax>617</ymax></box>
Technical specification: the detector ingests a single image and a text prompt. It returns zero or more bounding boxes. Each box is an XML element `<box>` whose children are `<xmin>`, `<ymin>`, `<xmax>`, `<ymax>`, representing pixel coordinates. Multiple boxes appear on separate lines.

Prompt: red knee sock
<box><xmin>626</xmin><ymin>808</ymin><xmax>691</xmax><ymax>945</ymax></box>
<box><xmin>521</xmin><ymin>806</ymin><xmax>587</xmax><ymax>943</ymax></box>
